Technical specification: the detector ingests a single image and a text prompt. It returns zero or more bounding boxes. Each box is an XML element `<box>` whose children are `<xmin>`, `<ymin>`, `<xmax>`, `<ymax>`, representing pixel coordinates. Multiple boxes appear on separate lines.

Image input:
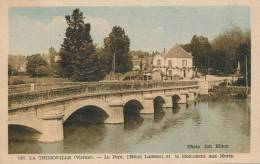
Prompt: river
<box><xmin>9</xmin><ymin>99</ymin><xmax>250</xmax><ymax>154</ymax></box>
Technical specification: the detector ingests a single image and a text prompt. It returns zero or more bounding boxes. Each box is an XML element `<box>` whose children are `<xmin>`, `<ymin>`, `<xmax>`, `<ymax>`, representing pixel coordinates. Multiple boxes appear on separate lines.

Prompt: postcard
<box><xmin>1</xmin><ymin>0</ymin><xmax>260</xmax><ymax>163</ymax></box>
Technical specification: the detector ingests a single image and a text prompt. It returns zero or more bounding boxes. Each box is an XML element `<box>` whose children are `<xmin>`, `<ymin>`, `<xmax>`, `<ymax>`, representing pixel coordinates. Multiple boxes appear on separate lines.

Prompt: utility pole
<box><xmin>245</xmin><ymin>55</ymin><xmax>248</xmax><ymax>95</ymax></box>
<box><xmin>112</xmin><ymin>52</ymin><xmax>116</xmax><ymax>80</ymax></box>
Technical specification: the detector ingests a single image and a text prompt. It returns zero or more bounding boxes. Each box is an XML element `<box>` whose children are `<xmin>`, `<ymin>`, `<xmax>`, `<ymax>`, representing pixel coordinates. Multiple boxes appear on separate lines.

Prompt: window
<box><xmin>182</xmin><ymin>60</ymin><xmax>187</xmax><ymax>66</ymax></box>
<box><xmin>168</xmin><ymin>60</ymin><xmax>172</xmax><ymax>67</ymax></box>
<box><xmin>157</xmin><ymin>59</ymin><xmax>161</xmax><ymax>66</ymax></box>
<box><xmin>168</xmin><ymin>70</ymin><xmax>172</xmax><ymax>76</ymax></box>
<box><xmin>168</xmin><ymin>70</ymin><xmax>173</xmax><ymax>80</ymax></box>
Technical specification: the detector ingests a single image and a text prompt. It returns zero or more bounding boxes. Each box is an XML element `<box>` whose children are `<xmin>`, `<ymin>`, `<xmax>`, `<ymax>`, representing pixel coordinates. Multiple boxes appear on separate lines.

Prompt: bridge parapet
<box><xmin>9</xmin><ymin>81</ymin><xmax>198</xmax><ymax>110</ymax></box>
<box><xmin>8</xmin><ymin>82</ymin><xmax>86</xmax><ymax>94</ymax></box>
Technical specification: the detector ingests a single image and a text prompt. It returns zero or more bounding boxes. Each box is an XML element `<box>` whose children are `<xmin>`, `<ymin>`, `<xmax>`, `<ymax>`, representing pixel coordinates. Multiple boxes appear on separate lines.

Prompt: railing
<box><xmin>8</xmin><ymin>82</ymin><xmax>87</xmax><ymax>94</ymax></box>
<box><xmin>208</xmin><ymin>79</ymin><xmax>227</xmax><ymax>89</ymax></box>
<box><xmin>9</xmin><ymin>80</ymin><xmax>198</xmax><ymax>109</ymax></box>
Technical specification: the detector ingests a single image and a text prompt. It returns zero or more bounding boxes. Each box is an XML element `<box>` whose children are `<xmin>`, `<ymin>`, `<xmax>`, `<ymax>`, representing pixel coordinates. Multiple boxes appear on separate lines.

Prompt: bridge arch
<box><xmin>64</xmin><ymin>105</ymin><xmax>109</xmax><ymax>124</ymax></box>
<box><xmin>172</xmin><ymin>94</ymin><xmax>181</xmax><ymax>105</ymax></box>
<box><xmin>9</xmin><ymin>119</ymin><xmax>43</xmax><ymax>134</ymax></box>
<box><xmin>8</xmin><ymin>124</ymin><xmax>42</xmax><ymax>141</ymax></box>
<box><xmin>153</xmin><ymin>96</ymin><xmax>165</xmax><ymax>111</ymax></box>
<box><xmin>123</xmin><ymin>99</ymin><xmax>144</xmax><ymax>116</ymax></box>
<box><xmin>63</xmin><ymin>99</ymin><xmax>111</xmax><ymax>123</ymax></box>
<box><xmin>123</xmin><ymin>99</ymin><xmax>144</xmax><ymax>129</ymax></box>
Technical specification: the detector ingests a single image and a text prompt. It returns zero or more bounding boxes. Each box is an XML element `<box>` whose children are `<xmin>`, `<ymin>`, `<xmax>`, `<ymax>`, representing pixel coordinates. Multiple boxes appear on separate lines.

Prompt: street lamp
<box><xmin>245</xmin><ymin>54</ymin><xmax>248</xmax><ymax>95</ymax></box>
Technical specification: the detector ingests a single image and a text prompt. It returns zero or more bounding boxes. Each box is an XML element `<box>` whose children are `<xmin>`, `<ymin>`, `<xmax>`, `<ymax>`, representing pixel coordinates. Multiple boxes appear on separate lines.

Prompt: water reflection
<box><xmin>172</xmin><ymin>104</ymin><xmax>181</xmax><ymax>114</ymax></box>
<box><xmin>124</xmin><ymin>115</ymin><xmax>144</xmax><ymax>130</ymax></box>
<box><xmin>8</xmin><ymin>140</ymin><xmax>42</xmax><ymax>154</ymax></box>
<box><xmin>63</xmin><ymin>123</ymin><xmax>106</xmax><ymax>153</ymax></box>
<box><xmin>153</xmin><ymin>96</ymin><xmax>166</xmax><ymax>122</ymax></box>
<box><xmin>123</xmin><ymin>99</ymin><xmax>144</xmax><ymax>130</ymax></box>
<box><xmin>9</xmin><ymin>100</ymin><xmax>250</xmax><ymax>154</ymax></box>
<box><xmin>154</xmin><ymin>110</ymin><xmax>165</xmax><ymax>122</ymax></box>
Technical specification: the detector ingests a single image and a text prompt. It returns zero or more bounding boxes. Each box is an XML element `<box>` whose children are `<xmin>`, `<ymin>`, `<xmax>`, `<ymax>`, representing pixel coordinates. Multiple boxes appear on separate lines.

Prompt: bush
<box><xmin>35</xmin><ymin>66</ymin><xmax>49</xmax><ymax>77</ymax></box>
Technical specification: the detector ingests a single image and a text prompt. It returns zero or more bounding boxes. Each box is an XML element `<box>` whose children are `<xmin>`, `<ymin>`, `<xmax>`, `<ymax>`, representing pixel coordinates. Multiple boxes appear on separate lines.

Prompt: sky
<box><xmin>9</xmin><ymin>6</ymin><xmax>250</xmax><ymax>55</ymax></box>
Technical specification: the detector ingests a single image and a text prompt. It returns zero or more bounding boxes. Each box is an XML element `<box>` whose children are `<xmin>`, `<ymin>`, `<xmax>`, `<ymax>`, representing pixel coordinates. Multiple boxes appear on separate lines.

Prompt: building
<box><xmin>41</xmin><ymin>52</ymin><xmax>60</xmax><ymax>64</ymax></box>
<box><xmin>152</xmin><ymin>44</ymin><xmax>194</xmax><ymax>80</ymax></box>
<box><xmin>131</xmin><ymin>53</ymin><xmax>142</xmax><ymax>71</ymax></box>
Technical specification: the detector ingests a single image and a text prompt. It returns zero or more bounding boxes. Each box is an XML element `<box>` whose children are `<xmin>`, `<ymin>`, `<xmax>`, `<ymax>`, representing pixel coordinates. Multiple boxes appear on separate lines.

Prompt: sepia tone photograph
<box><xmin>6</xmin><ymin>4</ymin><xmax>251</xmax><ymax>156</ymax></box>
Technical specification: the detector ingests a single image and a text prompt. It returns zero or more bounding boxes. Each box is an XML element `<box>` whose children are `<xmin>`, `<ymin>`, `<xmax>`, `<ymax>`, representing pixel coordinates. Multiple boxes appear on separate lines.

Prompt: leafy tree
<box><xmin>211</xmin><ymin>26</ymin><xmax>249</xmax><ymax>74</ymax></box>
<box><xmin>102</xmin><ymin>26</ymin><xmax>132</xmax><ymax>74</ymax></box>
<box><xmin>209</xmin><ymin>50</ymin><xmax>226</xmax><ymax>74</ymax></box>
<box><xmin>35</xmin><ymin>65</ymin><xmax>49</xmax><ymax>76</ymax></box>
<box><xmin>181</xmin><ymin>26</ymin><xmax>250</xmax><ymax>76</ymax></box>
<box><xmin>183</xmin><ymin>35</ymin><xmax>211</xmax><ymax>73</ymax></box>
<box><xmin>8</xmin><ymin>64</ymin><xmax>18</xmax><ymax>77</ymax></box>
<box><xmin>181</xmin><ymin>43</ymin><xmax>191</xmax><ymax>52</ymax></box>
<box><xmin>26</xmin><ymin>54</ymin><xmax>48</xmax><ymax>77</ymax></box>
<box><xmin>59</xmin><ymin>8</ymin><xmax>98</xmax><ymax>81</ymax></box>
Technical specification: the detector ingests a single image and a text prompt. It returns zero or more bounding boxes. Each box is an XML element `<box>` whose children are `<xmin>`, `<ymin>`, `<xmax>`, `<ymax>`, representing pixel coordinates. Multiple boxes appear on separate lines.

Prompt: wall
<box><xmin>152</xmin><ymin>71</ymin><xmax>162</xmax><ymax>80</ymax></box>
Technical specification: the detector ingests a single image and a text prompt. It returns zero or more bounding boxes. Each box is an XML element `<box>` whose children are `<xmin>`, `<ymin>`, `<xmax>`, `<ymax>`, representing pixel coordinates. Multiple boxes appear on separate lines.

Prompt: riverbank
<box><xmin>198</xmin><ymin>85</ymin><xmax>250</xmax><ymax>101</ymax></box>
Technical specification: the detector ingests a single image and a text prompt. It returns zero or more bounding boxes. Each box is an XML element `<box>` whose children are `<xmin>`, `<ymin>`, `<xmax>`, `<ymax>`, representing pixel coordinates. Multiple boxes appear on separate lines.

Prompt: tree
<box><xmin>26</xmin><ymin>54</ymin><xmax>48</xmax><ymax>77</ymax></box>
<box><xmin>183</xmin><ymin>35</ymin><xmax>211</xmax><ymax>73</ymax></box>
<box><xmin>209</xmin><ymin>50</ymin><xmax>226</xmax><ymax>74</ymax></box>
<box><xmin>59</xmin><ymin>8</ymin><xmax>99</xmax><ymax>81</ymax></box>
<box><xmin>8</xmin><ymin>64</ymin><xmax>17</xmax><ymax>77</ymax></box>
<box><xmin>211</xmin><ymin>26</ymin><xmax>249</xmax><ymax>74</ymax></box>
<box><xmin>102</xmin><ymin>26</ymin><xmax>132</xmax><ymax>75</ymax></box>
<box><xmin>181</xmin><ymin>26</ymin><xmax>250</xmax><ymax>76</ymax></box>
<box><xmin>35</xmin><ymin>65</ymin><xmax>49</xmax><ymax>76</ymax></box>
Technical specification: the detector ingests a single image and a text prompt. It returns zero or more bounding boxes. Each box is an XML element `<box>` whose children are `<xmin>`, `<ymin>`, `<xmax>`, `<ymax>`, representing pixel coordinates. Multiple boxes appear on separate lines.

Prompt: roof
<box><xmin>165</xmin><ymin>44</ymin><xmax>192</xmax><ymax>58</ymax></box>
<box><xmin>153</xmin><ymin>69</ymin><xmax>166</xmax><ymax>76</ymax></box>
<box><xmin>121</xmin><ymin>71</ymin><xmax>143</xmax><ymax>80</ymax></box>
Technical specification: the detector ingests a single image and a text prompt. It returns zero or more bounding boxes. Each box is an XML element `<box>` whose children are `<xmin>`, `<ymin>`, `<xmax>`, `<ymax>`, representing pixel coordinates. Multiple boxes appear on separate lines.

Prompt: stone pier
<box><xmin>38</xmin><ymin>113</ymin><xmax>64</xmax><ymax>142</ymax></box>
<box><xmin>105</xmin><ymin>100</ymin><xmax>124</xmax><ymax>124</ymax></box>
<box><xmin>163</xmin><ymin>96</ymin><xmax>173</xmax><ymax>108</ymax></box>
<box><xmin>141</xmin><ymin>94</ymin><xmax>154</xmax><ymax>114</ymax></box>
<box><xmin>187</xmin><ymin>92</ymin><xmax>195</xmax><ymax>101</ymax></box>
<box><xmin>179</xmin><ymin>94</ymin><xmax>187</xmax><ymax>104</ymax></box>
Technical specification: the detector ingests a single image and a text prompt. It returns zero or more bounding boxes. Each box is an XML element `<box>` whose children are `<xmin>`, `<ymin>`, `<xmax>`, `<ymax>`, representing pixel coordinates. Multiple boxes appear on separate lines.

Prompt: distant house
<box><xmin>152</xmin><ymin>44</ymin><xmax>194</xmax><ymax>80</ymax></box>
<box><xmin>131</xmin><ymin>53</ymin><xmax>142</xmax><ymax>71</ymax></box>
<box><xmin>41</xmin><ymin>52</ymin><xmax>60</xmax><ymax>64</ymax></box>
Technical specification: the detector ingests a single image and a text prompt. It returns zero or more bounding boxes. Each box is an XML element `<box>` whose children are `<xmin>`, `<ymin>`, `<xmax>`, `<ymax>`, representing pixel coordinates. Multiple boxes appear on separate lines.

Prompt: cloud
<box><xmin>84</xmin><ymin>15</ymin><xmax>111</xmax><ymax>46</ymax></box>
<box><xmin>9</xmin><ymin>14</ymin><xmax>111</xmax><ymax>55</ymax></box>
<box><xmin>155</xmin><ymin>26</ymin><xmax>164</xmax><ymax>32</ymax></box>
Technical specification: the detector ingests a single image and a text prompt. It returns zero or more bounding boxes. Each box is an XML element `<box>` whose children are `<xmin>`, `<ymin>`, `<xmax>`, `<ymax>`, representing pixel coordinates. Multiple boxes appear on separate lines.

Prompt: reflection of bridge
<box><xmin>9</xmin><ymin>81</ymin><xmax>199</xmax><ymax>142</ymax></box>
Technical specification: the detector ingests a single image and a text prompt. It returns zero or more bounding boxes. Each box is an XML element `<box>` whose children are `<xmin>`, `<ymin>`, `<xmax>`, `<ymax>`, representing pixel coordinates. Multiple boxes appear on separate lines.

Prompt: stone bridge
<box><xmin>8</xmin><ymin>81</ymin><xmax>199</xmax><ymax>142</ymax></box>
